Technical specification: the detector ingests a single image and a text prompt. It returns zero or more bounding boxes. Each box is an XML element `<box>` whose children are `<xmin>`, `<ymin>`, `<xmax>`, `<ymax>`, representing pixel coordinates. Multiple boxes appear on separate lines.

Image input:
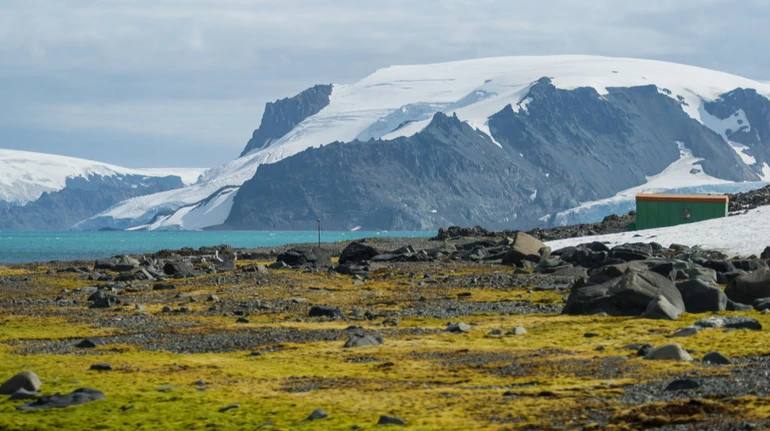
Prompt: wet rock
<box><xmin>308</xmin><ymin>305</ymin><xmax>344</xmax><ymax>319</ymax></box>
<box><xmin>725</xmin><ymin>268</ymin><xmax>770</xmax><ymax>304</ymax></box>
<box><xmin>445</xmin><ymin>322</ymin><xmax>472</xmax><ymax>333</ymax></box>
<box><xmin>665</xmin><ymin>378</ymin><xmax>700</xmax><ymax>391</ymax></box>
<box><xmin>0</xmin><ymin>371</ymin><xmax>41</xmax><ymax>395</ymax></box>
<box><xmin>644</xmin><ymin>344</ymin><xmax>692</xmax><ymax>361</ymax></box>
<box><xmin>703</xmin><ymin>351</ymin><xmax>731</xmax><ymax>365</ymax></box>
<box><xmin>89</xmin><ymin>363</ymin><xmax>112</xmax><ymax>371</ymax></box>
<box><xmin>377</xmin><ymin>415</ymin><xmax>406</xmax><ymax>426</ymax></box>
<box><xmin>642</xmin><ymin>295</ymin><xmax>682</xmax><ymax>320</ymax></box>
<box><xmin>307</xmin><ymin>408</ymin><xmax>328</xmax><ymax>421</ymax></box>
<box><xmin>17</xmin><ymin>388</ymin><xmax>105</xmax><ymax>411</ymax></box>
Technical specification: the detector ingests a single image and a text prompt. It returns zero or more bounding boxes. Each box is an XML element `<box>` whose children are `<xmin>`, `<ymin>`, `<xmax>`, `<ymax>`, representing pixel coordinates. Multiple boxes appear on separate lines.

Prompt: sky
<box><xmin>1</xmin><ymin>0</ymin><xmax>769</xmax><ymax>168</ymax></box>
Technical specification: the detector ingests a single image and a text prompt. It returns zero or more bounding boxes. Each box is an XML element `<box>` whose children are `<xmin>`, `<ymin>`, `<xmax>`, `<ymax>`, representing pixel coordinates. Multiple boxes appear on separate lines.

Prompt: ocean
<box><xmin>0</xmin><ymin>230</ymin><xmax>434</xmax><ymax>264</ymax></box>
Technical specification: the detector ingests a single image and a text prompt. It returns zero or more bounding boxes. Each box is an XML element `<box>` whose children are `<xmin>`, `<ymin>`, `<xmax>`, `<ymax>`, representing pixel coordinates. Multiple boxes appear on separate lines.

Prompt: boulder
<box><xmin>644</xmin><ymin>344</ymin><xmax>692</xmax><ymax>361</ymax></box>
<box><xmin>702</xmin><ymin>351</ymin><xmax>731</xmax><ymax>365</ymax></box>
<box><xmin>344</xmin><ymin>333</ymin><xmax>383</xmax><ymax>348</ymax></box>
<box><xmin>0</xmin><ymin>371</ymin><xmax>41</xmax><ymax>395</ymax></box>
<box><xmin>676</xmin><ymin>279</ymin><xmax>727</xmax><ymax>313</ymax></box>
<box><xmin>87</xmin><ymin>290</ymin><xmax>119</xmax><ymax>309</ymax></box>
<box><xmin>163</xmin><ymin>261</ymin><xmax>196</xmax><ymax>278</ymax></box>
<box><xmin>308</xmin><ymin>305</ymin><xmax>344</xmax><ymax>319</ymax></box>
<box><xmin>377</xmin><ymin>415</ymin><xmax>406</xmax><ymax>426</ymax></box>
<box><xmin>725</xmin><ymin>268</ymin><xmax>770</xmax><ymax>304</ymax></box>
<box><xmin>732</xmin><ymin>259</ymin><xmax>767</xmax><ymax>272</ymax></box>
<box><xmin>501</xmin><ymin>232</ymin><xmax>546</xmax><ymax>266</ymax></box>
<box><xmin>642</xmin><ymin>295</ymin><xmax>682</xmax><ymax>320</ymax></box>
<box><xmin>339</xmin><ymin>242</ymin><xmax>380</xmax><ymax>264</ymax></box>
<box><xmin>665</xmin><ymin>378</ymin><xmax>700</xmax><ymax>391</ymax></box>
<box><xmin>553</xmin><ymin>246</ymin><xmax>607</xmax><ymax>269</ymax></box>
<box><xmin>563</xmin><ymin>270</ymin><xmax>684</xmax><ymax>317</ymax></box>
<box><xmin>445</xmin><ymin>322</ymin><xmax>472</xmax><ymax>333</ymax></box>
<box><xmin>275</xmin><ymin>248</ymin><xmax>332</xmax><ymax>268</ymax></box>
<box><xmin>306</xmin><ymin>409</ymin><xmax>329</xmax><ymax>421</ymax></box>
<box><xmin>335</xmin><ymin>262</ymin><xmax>369</xmax><ymax>277</ymax></box>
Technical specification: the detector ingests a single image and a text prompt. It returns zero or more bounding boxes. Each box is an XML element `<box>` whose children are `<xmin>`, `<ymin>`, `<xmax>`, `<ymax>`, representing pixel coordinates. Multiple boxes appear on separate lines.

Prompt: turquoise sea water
<box><xmin>0</xmin><ymin>230</ymin><xmax>434</xmax><ymax>264</ymax></box>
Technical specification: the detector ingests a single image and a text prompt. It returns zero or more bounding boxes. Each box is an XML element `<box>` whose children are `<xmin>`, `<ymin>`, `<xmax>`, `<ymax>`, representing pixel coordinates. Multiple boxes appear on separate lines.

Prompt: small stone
<box><xmin>218</xmin><ymin>403</ymin><xmax>240</xmax><ymax>413</ymax></box>
<box><xmin>703</xmin><ymin>351</ymin><xmax>731</xmax><ymax>365</ymax></box>
<box><xmin>344</xmin><ymin>333</ymin><xmax>384</xmax><ymax>348</ymax></box>
<box><xmin>510</xmin><ymin>326</ymin><xmax>527</xmax><ymax>336</ymax></box>
<box><xmin>377</xmin><ymin>415</ymin><xmax>406</xmax><ymax>426</ymax></box>
<box><xmin>206</xmin><ymin>294</ymin><xmax>220</xmax><ymax>302</ymax></box>
<box><xmin>671</xmin><ymin>326</ymin><xmax>699</xmax><ymax>337</ymax></box>
<box><xmin>636</xmin><ymin>344</ymin><xmax>653</xmax><ymax>357</ymax></box>
<box><xmin>0</xmin><ymin>371</ymin><xmax>42</xmax><ymax>395</ymax></box>
<box><xmin>486</xmin><ymin>329</ymin><xmax>503</xmax><ymax>338</ymax></box>
<box><xmin>161</xmin><ymin>305</ymin><xmax>173</xmax><ymax>313</ymax></box>
<box><xmin>235</xmin><ymin>317</ymin><xmax>250</xmax><ymax>324</ymax></box>
<box><xmin>644</xmin><ymin>344</ymin><xmax>693</xmax><ymax>361</ymax></box>
<box><xmin>89</xmin><ymin>363</ymin><xmax>112</xmax><ymax>371</ymax></box>
<box><xmin>306</xmin><ymin>408</ymin><xmax>328</xmax><ymax>421</ymax></box>
<box><xmin>75</xmin><ymin>339</ymin><xmax>97</xmax><ymax>349</ymax></box>
<box><xmin>665</xmin><ymin>378</ymin><xmax>700</xmax><ymax>391</ymax></box>
<box><xmin>445</xmin><ymin>322</ymin><xmax>471</xmax><ymax>333</ymax></box>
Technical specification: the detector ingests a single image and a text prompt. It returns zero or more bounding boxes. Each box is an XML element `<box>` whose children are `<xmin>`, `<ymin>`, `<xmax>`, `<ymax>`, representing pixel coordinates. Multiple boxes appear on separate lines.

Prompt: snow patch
<box><xmin>547</xmin><ymin>205</ymin><xmax>770</xmax><ymax>257</ymax></box>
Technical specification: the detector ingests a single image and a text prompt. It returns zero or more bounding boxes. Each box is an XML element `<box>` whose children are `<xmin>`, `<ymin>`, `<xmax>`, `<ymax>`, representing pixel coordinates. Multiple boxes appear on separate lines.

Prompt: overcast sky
<box><xmin>1</xmin><ymin>0</ymin><xmax>769</xmax><ymax>167</ymax></box>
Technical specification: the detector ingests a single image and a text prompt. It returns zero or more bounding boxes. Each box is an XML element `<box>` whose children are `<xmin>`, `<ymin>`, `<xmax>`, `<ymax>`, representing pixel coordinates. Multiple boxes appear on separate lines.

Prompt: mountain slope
<box><xmin>0</xmin><ymin>149</ymin><xmax>206</xmax><ymax>230</ymax></box>
<box><xmin>81</xmin><ymin>55</ymin><xmax>770</xmax><ymax>231</ymax></box>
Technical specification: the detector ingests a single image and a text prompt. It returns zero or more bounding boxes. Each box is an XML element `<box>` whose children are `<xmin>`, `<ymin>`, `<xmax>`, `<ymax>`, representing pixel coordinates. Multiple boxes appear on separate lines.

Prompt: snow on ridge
<box><xmin>0</xmin><ymin>149</ymin><xmax>204</xmax><ymax>205</ymax></box>
<box><xmin>547</xmin><ymin>204</ymin><xmax>770</xmax><ymax>257</ymax></box>
<box><xmin>91</xmin><ymin>55</ymin><xmax>770</xmax><ymax>230</ymax></box>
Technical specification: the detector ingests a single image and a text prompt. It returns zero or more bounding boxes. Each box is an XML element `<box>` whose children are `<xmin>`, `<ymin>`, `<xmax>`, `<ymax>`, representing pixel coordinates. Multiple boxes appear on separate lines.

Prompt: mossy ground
<box><xmin>1</xmin><ymin>263</ymin><xmax>769</xmax><ymax>430</ymax></box>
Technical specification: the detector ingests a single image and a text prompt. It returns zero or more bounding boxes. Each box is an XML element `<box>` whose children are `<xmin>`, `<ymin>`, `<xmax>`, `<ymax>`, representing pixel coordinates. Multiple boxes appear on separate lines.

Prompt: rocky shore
<box><xmin>2</xmin><ymin>229</ymin><xmax>770</xmax><ymax>429</ymax></box>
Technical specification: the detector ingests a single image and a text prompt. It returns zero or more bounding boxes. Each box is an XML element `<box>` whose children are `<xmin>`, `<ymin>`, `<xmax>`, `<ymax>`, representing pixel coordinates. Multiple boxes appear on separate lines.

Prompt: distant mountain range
<box><xmin>0</xmin><ymin>149</ymin><xmax>205</xmax><ymax>230</ymax></box>
<box><xmin>8</xmin><ymin>55</ymin><xmax>770</xmax><ymax>231</ymax></box>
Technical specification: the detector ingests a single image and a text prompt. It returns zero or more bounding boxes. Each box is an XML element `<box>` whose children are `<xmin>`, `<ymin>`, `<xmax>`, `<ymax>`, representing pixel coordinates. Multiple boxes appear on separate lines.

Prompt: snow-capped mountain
<box><xmin>0</xmin><ymin>149</ymin><xmax>206</xmax><ymax>230</ymax></box>
<box><xmin>81</xmin><ymin>55</ymin><xmax>770</xmax><ymax>231</ymax></box>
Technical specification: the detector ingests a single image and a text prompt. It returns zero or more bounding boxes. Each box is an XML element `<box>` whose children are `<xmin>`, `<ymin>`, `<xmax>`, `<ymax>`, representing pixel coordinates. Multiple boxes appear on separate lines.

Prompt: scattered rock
<box><xmin>644</xmin><ymin>344</ymin><xmax>692</xmax><ymax>361</ymax></box>
<box><xmin>0</xmin><ymin>371</ymin><xmax>42</xmax><ymax>395</ymax></box>
<box><xmin>670</xmin><ymin>326</ymin><xmax>699</xmax><ymax>337</ymax></box>
<box><xmin>75</xmin><ymin>339</ymin><xmax>97</xmax><ymax>349</ymax></box>
<box><xmin>306</xmin><ymin>408</ymin><xmax>329</xmax><ymax>421</ymax></box>
<box><xmin>218</xmin><ymin>403</ymin><xmax>240</xmax><ymax>413</ymax></box>
<box><xmin>445</xmin><ymin>322</ymin><xmax>472</xmax><ymax>333</ymax></box>
<box><xmin>676</xmin><ymin>279</ymin><xmax>727</xmax><ymax>313</ymax></box>
<box><xmin>339</xmin><ymin>241</ymin><xmax>380</xmax><ymax>264</ymax></box>
<box><xmin>665</xmin><ymin>378</ymin><xmax>700</xmax><ymax>391</ymax></box>
<box><xmin>344</xmin><ymin>332</ymin><xmax>383</xmax><ymax>348</ymax></box>
<box><xmin>17</xmin><ymin>388</ymin><xmax>105</xmax><ymax>411</ymax></box>
<box><xmin>308</xmin><ymin>305</ymin><xmax>344</xmax><ymax>319</ymax></box>
<box><xmin>703</xmin><ymin>351</ymin><xmax>731</xmax><ymax>365</ymax></box>
<box><xmin>87</xmin><ymin>290</ymin><xmax>119</xmax><ymax>309</ymax></box>
<box><xmin>501</xmin><ymin>232</ymin><xmax>546</xmax><ymax>266</ymax></box>
<box><xmin>89</xmin><ymin>363</ymin><xmax>112</xmax><ymax>371</ymax></box>
<box><xmin>508</xmin><ymin>326</ymin><xmax>527</xmax><ymax>336</ymax></box>
<box><xmin>377</xmin><ymin>415</ymin><xmax>406</xmax><ymax>426</ymax></box>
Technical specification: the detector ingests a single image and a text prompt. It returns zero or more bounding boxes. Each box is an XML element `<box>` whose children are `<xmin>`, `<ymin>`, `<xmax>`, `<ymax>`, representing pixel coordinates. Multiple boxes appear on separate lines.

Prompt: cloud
<box><xmin>0</xmin><ymin>0</ymin><xmax>768</xmax><ymax>167</ymax></box>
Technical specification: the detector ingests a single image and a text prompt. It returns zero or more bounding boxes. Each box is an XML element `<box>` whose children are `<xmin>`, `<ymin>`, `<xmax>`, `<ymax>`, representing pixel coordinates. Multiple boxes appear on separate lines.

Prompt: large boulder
<box><xmin>274</xmin><ymin>248</ymin><xmax>332</xmax><ymax>268</ymax></box>
<box><xmin>0</xmin><ymin>371</ymin><xmax>41</xmax><ymax>395</ymax></box>
<box><xmin>725</xmin><ymin>268</ymin><xmax>770</xmax><ymax>304</ymax></box>
<box><xmin>644</xmin><ymin>344</ymin><xmax>693</xmax><ymax>361</ymax></box>
<box><xmin>609</xmin><ymin>243</ymin><xmax>654</xmax><ymax>261</ymax></box>
<box><xmin>676</xmin><ymin>279</ymin><xmax>727</xmax><ymax>313</ymax></box>
<box><xmin>339</xmin><ymin>241</ymin><xmax>380</xmax><ymax>265</ymax></box>
<box><xmin>162</xmin><ymin>260</ymin><xmax>196</xmax><ymax>278</ymax></box>
<box><xmin>553</xmin><ymin>245</ymin><xmax>608</xmax><ymax>269</ymax></box>
<box><xmin>563</xmin><ymin>270</ymin><xmax>685</xmax><ymax>316</ymax></box>
<box><xmin>501</xmin><ymin>232</ymin><xmax>546</xmax><ymax>266</ymax></box>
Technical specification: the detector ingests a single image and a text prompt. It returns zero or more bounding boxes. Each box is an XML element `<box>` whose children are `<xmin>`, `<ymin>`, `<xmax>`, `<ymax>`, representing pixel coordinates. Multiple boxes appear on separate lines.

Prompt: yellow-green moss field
<box><xmin>2</xmin><ymin>263</ymin><xmax>770</xmax><ymax>430</ymax></box>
